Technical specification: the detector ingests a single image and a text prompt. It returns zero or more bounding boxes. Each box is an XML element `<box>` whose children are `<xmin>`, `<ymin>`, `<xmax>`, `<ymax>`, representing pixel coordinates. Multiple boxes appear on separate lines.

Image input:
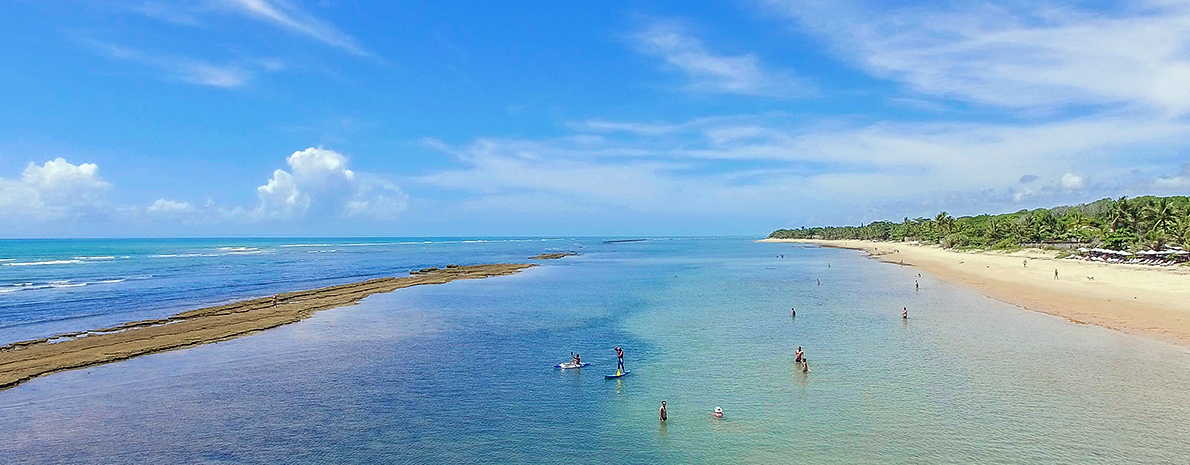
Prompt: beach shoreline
<box><xmin>0</xmin><ymin>263</ymin><xmax>535</xmax><ymax>390</ymax></box>
<box><xmin>761</xmin><ymin>238</ymin><xmax>1190</xmax><ymax>347</ymax></box>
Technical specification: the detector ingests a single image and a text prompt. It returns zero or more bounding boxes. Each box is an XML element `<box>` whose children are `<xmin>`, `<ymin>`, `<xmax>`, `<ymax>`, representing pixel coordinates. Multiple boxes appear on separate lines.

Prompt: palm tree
<box><xmin>935</xmin><ymin>212</ymin><xmax>956</xmax><ymax>235</ymax></box>
<box><xmin>1108</xmin><ymin>197</ymin><xmax>1136</xmax><ymax>232</ymax></box>
<box><xmin>1142</xmin><ymin>198</ymin><xmax>1177</xmax><ymax>237</ymax></box>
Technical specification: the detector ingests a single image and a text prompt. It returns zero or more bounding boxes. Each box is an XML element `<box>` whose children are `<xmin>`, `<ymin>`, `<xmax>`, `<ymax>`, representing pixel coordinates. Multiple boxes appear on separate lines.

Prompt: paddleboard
<box><xmin>605</xmin><ymin>370</ymin><xmax>631</xmax><ymax>379</ymax></box>
<box><xmin>555</xmin><ymin>362</ymin><xmax>590</xmax><ymax>369</ymax></box>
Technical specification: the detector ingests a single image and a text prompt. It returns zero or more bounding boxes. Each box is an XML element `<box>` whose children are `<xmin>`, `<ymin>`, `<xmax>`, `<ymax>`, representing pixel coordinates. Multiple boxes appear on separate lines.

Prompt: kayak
<box><xmin>555</xmin><ymin>362</ymin><xmax>590</xmax><ymax>369</ymax></box>
<box><xmin>605</xmin><ymin>370</ymin><xmax>631</xmax><ymax>379</ymax></box>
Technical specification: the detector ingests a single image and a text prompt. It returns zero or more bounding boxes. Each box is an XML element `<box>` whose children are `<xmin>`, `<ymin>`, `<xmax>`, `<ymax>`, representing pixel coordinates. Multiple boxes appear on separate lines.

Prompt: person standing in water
<box><xmin>615</xmin><ymin>346</ymin><xmax>625</xmax><ymax>372</ymax></box>
<box><xmin>903</xmin><ymin>307</ymin><xmax>908</xmax><ymax>319</ymax></box>
<box><xmin>915</xmin><ymin>281</ymin><xmax>919</xmax><ymax>291</ymax></box>
<box><xmin>791</xmin><ymin>307</ymin><xmax>796</xmax><ymax>317</ymax></box>
<box><xmin>795</xmin><ymin>346</ymin><xmax>804</xmax><ymax>363</ymax></box>
<box><xmin>659</xmin><ymin>401</ymin><xmax>668</xmax><ymax>422</ymax></box>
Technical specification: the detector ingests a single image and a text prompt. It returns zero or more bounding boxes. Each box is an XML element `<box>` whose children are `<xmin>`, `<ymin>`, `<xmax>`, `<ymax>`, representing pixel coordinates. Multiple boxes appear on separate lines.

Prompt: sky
<box><xmin>1</xmin><ymin>0</ymin><xmax>1189</xmax><ymax>237</ymax></box>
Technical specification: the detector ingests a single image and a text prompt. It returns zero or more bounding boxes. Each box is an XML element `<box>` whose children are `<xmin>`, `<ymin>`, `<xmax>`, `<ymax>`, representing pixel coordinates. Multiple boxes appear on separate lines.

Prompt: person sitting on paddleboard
<box><xmin>573</xmin><ymin>353</ymin><xmax>581</xmax><ymax>365</ymax></box>
<box><xmin>795</xmin><ymin>346</ymin><xmax>804</xmax><ymax>363</ymax></box>
<box><xmin>615</xmin><ymin>346</ymin><xmax>625</xmax><ymax>372</ymax></box>
<box><xmin>713</xmin><ymin>406</ymin><xmax>723</xmax><ymax>418</ymax></box>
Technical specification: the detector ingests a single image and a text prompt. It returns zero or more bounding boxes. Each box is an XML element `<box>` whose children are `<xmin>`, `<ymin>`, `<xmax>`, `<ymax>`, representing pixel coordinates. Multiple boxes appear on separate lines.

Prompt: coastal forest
<box><xmin>769</xmin><ymin>196</ymin><xmax>1190</xmax><ymax>251</ymax></box>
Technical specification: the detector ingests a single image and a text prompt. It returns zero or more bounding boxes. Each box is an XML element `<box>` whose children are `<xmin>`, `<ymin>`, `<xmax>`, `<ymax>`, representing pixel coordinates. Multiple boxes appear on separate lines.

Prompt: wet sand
<box><xmin>0</xmin><ymin>263</ymin><xmax>534</xmax><ymax>390</ymax></box>
<box><xmin>530</xmin><ymin>252</ymin><xmax>578</xmax><ymax>260</ymax></box>
<box><xmin>762</xmin><ymin>239</ymin><xmax>1190</xmax><ymax>346</ymax></box>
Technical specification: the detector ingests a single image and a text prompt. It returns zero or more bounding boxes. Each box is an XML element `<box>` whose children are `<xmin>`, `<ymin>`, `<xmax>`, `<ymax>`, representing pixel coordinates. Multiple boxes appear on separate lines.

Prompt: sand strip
<box><xmin>762</xmin><ymin>239</ymin><xmax>1190</xmax><ymax>347</ymax></box>
<box><xmin>0</xmin><ymin>263</ymin><xmax>534</xmax><ymax>390</ymax></box>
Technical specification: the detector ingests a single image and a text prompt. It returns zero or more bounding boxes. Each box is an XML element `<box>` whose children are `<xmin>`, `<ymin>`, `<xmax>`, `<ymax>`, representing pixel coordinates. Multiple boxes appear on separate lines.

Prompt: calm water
<box><xmin>1</xmin><ymin>238</ymin><xmax>1188</xmax><ymax>464</ymax></box>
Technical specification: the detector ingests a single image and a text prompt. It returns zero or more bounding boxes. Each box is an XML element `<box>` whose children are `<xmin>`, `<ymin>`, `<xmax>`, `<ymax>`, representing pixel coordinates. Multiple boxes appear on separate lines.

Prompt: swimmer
<box><xmin>712</xmin><ymin>406</ymin><xmax>724</xmax><ymax>418</ymax></box>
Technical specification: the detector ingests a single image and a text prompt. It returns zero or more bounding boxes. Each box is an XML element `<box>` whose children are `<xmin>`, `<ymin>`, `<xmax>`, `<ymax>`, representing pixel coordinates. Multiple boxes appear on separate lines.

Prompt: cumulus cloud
<box><xmin>0</xmin><ymin>158</ymin><xmax>111</xmax><ymax>222</ymax></box>
<box><xmin>1059</xmin><ymin>172</ymin><xmax>1086</xmax><ymax>191</ymax></box>
<box><xmin>255</xmin><ymin>147</ymin><xmax>405</xmax><ymax>220</ymax></box>
<box><xmin>633</xmin><ymin>22</ymin><xmax>813</xmax><ymax>98</ymax></box>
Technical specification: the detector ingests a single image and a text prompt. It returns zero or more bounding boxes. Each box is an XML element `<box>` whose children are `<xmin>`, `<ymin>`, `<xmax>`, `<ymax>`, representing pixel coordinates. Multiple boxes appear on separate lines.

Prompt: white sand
<box><xmin>762</xmin><ymin>239</ymin><xmax>1190</xmax><ymax>346</ymax></box>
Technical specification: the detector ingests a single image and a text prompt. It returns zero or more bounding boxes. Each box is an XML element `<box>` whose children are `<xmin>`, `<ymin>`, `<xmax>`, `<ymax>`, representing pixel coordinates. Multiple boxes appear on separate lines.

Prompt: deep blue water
<box><xmin>1</xmin><ymin>238</ymin><xmax>1188</xmax><ymax>464</ymax></box>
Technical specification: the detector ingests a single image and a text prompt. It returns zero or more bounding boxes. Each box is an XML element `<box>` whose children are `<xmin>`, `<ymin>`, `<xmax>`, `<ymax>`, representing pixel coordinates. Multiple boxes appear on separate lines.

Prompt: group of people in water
<box><xmin>657</xmin><ymin>401</ymin><xmax>724</xmax><ymax>422</ymax></box>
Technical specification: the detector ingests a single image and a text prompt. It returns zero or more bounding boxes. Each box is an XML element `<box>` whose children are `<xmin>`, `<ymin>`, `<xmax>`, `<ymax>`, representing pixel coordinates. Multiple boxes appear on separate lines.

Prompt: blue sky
<box><xmin>1</xmin><ymin>0</ymin><xmax>1188</xmax><ymax>237</ymax></box>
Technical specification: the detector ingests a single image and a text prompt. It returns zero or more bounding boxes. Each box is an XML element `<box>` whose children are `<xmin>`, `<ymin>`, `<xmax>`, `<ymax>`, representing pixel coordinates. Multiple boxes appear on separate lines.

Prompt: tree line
<box><xmin>768</xmin><ymin>196</ymin><xmax>1190</xmax><ymax>251</ymax></box>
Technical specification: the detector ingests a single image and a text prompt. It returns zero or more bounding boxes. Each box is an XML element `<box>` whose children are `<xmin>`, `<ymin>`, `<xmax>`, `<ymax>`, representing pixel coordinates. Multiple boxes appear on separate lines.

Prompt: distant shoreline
<box><xmin>0</xmin><ymin>263</ymin><xmax>535</xmax><ymax>390</ymax></box>
<box><xmin>761</xmin><ymin>238</ymin><xmax>1190</xmax><ymax>347</ymax></box>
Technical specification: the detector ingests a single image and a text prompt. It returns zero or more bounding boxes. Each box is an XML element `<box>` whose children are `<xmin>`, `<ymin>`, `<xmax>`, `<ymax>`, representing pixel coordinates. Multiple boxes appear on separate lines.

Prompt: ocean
<box><xmin>1</xmin><ymin>237</ymin><xmax>1188</xmax><ymax>463</ymax></box>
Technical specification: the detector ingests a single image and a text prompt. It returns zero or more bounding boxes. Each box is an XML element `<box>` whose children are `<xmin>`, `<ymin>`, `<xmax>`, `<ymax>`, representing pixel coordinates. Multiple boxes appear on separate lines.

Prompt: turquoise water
<box><xmin>2</xmin><ymin>238</ymin><xmax>1189</xmax><ymax>463</ymax></box>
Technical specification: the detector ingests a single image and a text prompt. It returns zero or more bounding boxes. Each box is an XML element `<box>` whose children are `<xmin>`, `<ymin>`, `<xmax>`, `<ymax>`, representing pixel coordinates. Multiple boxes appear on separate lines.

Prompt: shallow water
<box><xmin>2</xmin><ymin>238</ymin><xmax>1188</xmax><ymax>463</ymax></box>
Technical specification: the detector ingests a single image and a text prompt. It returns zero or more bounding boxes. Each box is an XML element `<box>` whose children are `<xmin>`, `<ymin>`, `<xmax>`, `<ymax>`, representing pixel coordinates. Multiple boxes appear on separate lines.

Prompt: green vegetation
<box><xmin>769</xmin><ymin>196</ymin><xmax>1190</xmax><ymax>251</ymax></box>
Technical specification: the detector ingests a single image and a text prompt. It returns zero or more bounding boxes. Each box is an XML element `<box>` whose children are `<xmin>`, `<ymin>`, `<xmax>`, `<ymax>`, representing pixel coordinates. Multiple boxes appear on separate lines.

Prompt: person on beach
<box><xmin>903</xmin><ymin>307</ymin><xmax>908</xmax><ymax>319</ymax></box>
<box><xmin>660</xmin><ymin>401</ymin><xmax>668</xmax><ymax>422</ymax></box>
<box><xmin>1054</xmin><ymin>269</ymin><xmax>1059</xmax><ymax>280</ymax></box>
<box><xmin>713</xmin><ymin>406</ymin><xmax>724</xmax><ymax>418</ymax></box>
<box><xmin>1023</xmin><ymin>259</ymin><xmax>1028</xmax><ymax>268</ymax></box>
<box><xmin>271</xmin><ymin>294</ymin><xmax>278</xmax><ymax>306</ymax></box>
<box><xmin>615</xmin><ymin>346</ymin><xmax>625</xmax><ymax>372</ymax></box>
<box><xmin>795</xmin><ymin>346</ymin><xmax>804</xmax><ymax>363</ymax></box>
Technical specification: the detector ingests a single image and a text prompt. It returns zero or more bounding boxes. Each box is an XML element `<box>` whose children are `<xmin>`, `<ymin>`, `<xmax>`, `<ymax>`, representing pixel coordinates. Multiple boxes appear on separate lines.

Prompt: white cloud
<box><xmin>0</xmin><ymin>158</ymin><xmax>111</xmax><ymax>222</ymax></box>
<box><xmin>633</xmin><ymin>22</ymin><xmax>813</xmax><ymax>98</ymax></box>
<box><xmin>217</xmin><ymin>0</ymin><xmax>368</xmax><ymax>55</ymax></box>
<box><xmin>418</xmin><ymin>112</ymin><xmax>1190</xmax><ymax>223</ymax></box>
<box><xmin>92</xmin><ymin>42</ymin><xmax>252</xmax><ymax>88</ymax></box>
<box><xmin>254</xmin><ymin>147</ymin><xmax>405</xmax><ymax>221</ymax></box>
<box><xmin>147</xmin><ymin>199</ymin><xmax>194</xmax><ymax>213</ymax></box>
<box><xmin>1059</xmin><ymin>172</ymin><xmax>1086</xmax><ymax>190</ymax></box>
<box><xmin>763</xmin><ymin>0</ymin><xmax>1190</xmax><ymax>115</ymax></box>
<box><xmin>1153</xmin><ymin>166</ymin><xmax>1190</xmax><ymax>189</ymax></box>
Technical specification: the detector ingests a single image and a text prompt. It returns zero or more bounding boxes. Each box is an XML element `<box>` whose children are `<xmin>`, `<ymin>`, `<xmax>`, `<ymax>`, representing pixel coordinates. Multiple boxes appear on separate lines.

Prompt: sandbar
<box><xmin>0</xmin><ymin>263</ymin><xmax>534</xmax><ymax>390</ymax></box>
<box><xmin>762</xmin><ymin>239</ymin><xmax>1190</xmax><ymax>346</ymax></box>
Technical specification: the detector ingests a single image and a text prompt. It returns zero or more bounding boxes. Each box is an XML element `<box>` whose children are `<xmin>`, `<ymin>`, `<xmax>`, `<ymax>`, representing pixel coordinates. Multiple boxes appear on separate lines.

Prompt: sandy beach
<box><xmin>762</xmin><ymin>239</ymin><xmax>1190</xmax><ymax>347</ymax></box>
<box><xmin>0</xmin><ymin>263</ymin><xmax>534</xmax><ymax>390</ymax></box>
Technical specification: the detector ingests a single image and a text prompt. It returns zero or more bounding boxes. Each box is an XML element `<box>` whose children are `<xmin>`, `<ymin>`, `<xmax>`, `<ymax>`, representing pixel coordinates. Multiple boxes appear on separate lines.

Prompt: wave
<box><xmin>73</xmin><ymin>256</ymin><xmax>117</xmax><ymax>260</ymax></box>
<box><xmin>3</xmin><ymin>259</ymin><xmax>84</xmax><ymax>266</ymax></box>
<box><xmin>280</xmin><ymin>244</ymin><xmax>333</xmax><ymax>248</ymax></box>
<box><xmin>1</xmin><ymin>277</ymin><xmax>136</xmax><ymax>294</ymax></box>
<box><xmin>216</xmin><ymin>247</ymin><xmax>261</xmax><ymax>252</ymax></box>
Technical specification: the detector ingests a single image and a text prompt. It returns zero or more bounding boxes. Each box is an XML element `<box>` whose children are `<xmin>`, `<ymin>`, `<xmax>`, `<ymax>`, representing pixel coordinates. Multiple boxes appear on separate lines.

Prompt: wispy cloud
<box><xmin>633</xmin><ymin>21</ymin><xmax>814</xmax><ymax>98</ymax></box>
<box><xmin>761</xmin><ymin>0</ymin><xmax>1190</xmax><ymax>116</ymax></box>
<box><xmin>420</xmin><ymin>112</ymin><xmax>1190</xmax><ymax>223</ymax></box>
<box><xmin>93</xmin><ymin>42</ymin><xmax>252</xmax><ymax>87</ymax></box>
<box><xmin>217</xmin><ymin>0</ymin><xmax>367</xmax><ymax>56</ymax></box>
